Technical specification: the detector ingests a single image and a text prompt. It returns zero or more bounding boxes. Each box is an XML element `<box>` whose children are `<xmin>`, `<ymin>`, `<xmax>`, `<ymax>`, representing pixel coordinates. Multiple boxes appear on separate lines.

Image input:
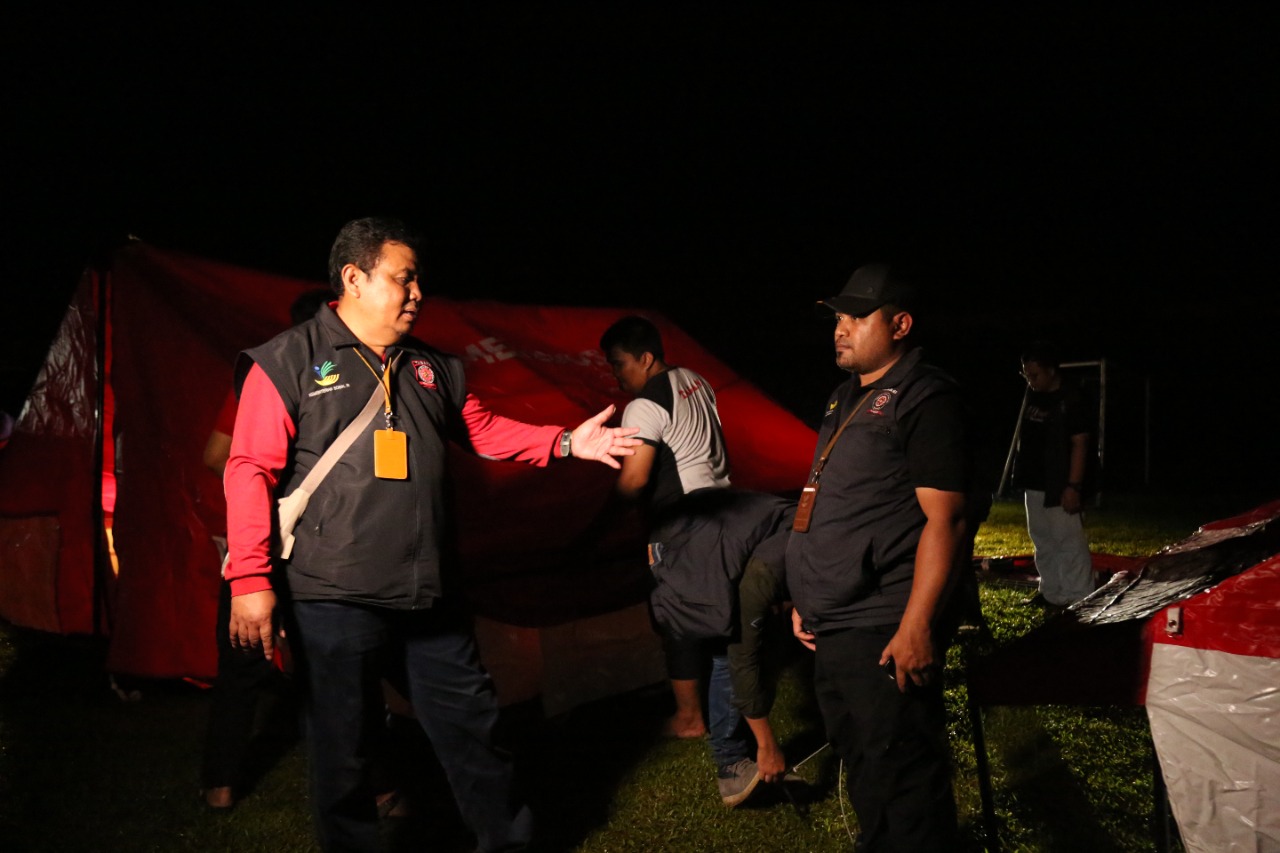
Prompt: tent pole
<box><xmin>965</xmin><ymin>647</ymin><xmax>999</xmax><ymax>852</ymax></box>
<box><xmin>1062</xmin><ymin>359</ymin><xmax>1105</xmax><ymax>508</ymax></box>
<box><xmin>1096</xmin><ymin>358</ymin><xmax>1107</xmax><ymax>508</ymax></box>
<box><xmin>996</xmin><ymin>387</ymin><xmax>1028</xmax><ymax>499</ymax></box>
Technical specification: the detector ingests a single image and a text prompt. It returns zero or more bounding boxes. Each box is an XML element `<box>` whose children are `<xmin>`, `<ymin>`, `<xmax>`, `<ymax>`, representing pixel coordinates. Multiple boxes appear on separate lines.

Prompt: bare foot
<box><xmin>661</xmin><ymin>714</ymin><xmax>708</xmax><ymax>739</ymax></box>
<box><xmin>376</xmin><ymin>789</ymin><xmax>410</xmax><ymax>818</ymax></box>
<box><xmin>204</xmin><ymin>786</ymin><xmax>234</xmax><ymax>809</ymax></box>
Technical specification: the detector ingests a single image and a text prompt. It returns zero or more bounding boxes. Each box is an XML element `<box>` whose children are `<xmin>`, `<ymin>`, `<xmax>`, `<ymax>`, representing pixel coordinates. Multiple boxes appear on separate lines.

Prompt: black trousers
<box><xmin>813</xmin><ymin>625</ymin><xmax>958</xmax><ymax>853</ymax></box>
<box><xmin>290</xmin><ymin>600</ymin><xmax>532</xmax><ymax>853</ymax></box>
<box><xmin>201</xmin><ymin>579</ymin><xmax>294</xmax><ymax>790</ymax></box>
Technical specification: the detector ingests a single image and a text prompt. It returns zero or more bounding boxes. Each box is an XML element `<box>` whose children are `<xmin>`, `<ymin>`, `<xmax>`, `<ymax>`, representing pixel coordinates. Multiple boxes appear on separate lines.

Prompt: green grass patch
<box><xmin>3</xmin><ymin>490</ymin><xmax>1268</xmax><ymax>851</ymax></box>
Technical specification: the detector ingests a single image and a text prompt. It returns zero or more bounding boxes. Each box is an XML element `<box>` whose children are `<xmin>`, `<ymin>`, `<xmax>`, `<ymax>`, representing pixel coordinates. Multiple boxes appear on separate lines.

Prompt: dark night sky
<box><xmin>4</xmin><ymin>6</ymin><xmax>1277</xmax><ymax>491</ymax></box>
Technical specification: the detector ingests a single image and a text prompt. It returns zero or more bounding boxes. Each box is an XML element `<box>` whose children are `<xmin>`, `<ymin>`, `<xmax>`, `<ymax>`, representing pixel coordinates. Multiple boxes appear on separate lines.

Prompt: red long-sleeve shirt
<box><xmin>224</xmin><ymin>363</ymin><xmax>566</xmax><ymax>596</ymax></box>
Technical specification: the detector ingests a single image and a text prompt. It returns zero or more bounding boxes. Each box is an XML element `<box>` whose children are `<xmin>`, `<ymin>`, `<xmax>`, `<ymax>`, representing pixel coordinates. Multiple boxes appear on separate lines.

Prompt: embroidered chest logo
<box><xmin>1026</xmin><ymin>404</ymin><xmax>1050</xmax><ymax>424</ymax></box>
<box><xmin>412</xmin><ymin>359</ymin><xmax>437</xmax><ymax>390</ymax></box>
<box><xmin>824</xmin><ymin>400</ymin><xmax>839</xmax><ymax>418</ymax></box>
<box><xmin>868</xmin><ymin>388</ymin><xmax>897</xmax><ymax>417</ymax></box>
<box><xmin>312</xmin><ymin>361</ymin><xmax>340</xmax><ymax>387</ymax></box>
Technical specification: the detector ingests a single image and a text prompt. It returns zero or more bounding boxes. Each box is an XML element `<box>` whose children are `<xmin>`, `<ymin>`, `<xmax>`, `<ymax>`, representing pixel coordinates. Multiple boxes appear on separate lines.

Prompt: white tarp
<box><xmin>1145</xmin><ymin>504</ymin><xmax>1280</xmax><ymax>853</ymax></box>
<box><xmin>1147</xmin><ymin>644</ymin><xmax>1280</xmax><ymax>852</ymax></box>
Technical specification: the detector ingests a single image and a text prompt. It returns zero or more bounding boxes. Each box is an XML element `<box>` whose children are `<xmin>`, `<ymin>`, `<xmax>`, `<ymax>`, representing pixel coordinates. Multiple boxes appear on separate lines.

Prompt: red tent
<box><xmin>0</xmin><ymin>242</ymin><xmax>817</xmax><ymax>694</ymax></box>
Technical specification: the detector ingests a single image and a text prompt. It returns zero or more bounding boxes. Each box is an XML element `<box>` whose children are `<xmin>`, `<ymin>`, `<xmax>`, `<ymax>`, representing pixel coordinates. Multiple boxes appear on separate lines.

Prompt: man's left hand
<box><xmin>571</xmin><ymin>405</ymin><xmax>642</xmax><ymax>469</ymax></box>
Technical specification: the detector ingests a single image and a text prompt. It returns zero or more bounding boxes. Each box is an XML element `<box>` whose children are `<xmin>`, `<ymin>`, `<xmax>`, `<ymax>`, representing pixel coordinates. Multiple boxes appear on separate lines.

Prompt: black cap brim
<box><xmin>818</xmin><ymin>296</ymin><xmax>885</xmax><ymax>317</ymax></box>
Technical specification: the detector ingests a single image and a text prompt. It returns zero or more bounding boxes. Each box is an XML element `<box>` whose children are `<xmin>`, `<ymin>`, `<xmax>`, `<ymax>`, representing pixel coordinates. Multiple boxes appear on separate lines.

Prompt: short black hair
<box><xmin>599</xmin><ymin>315</ymin><xmax>665</xmax><ymax>361</ymax></box>
<box><xmin>327</xmin><ymin>216</ymin><xmax>419</xmax><ymax>295</ymax></box>
<box><xmin>1021</xmin><ymin>340</ymin><xmax>1062</xmax><ymax>370</ymax></box>
<box><xmin>290</xmin><ymin>288</ymin><xmax>332</xmax><ymax>326</ymax></box>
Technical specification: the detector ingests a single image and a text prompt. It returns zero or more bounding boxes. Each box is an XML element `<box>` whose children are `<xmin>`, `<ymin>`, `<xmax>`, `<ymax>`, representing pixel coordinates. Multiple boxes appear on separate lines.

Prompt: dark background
<box><xmin>4</xmin><ymin>6</ymin><xmax>1277</xmax><ymax>495</ymax></box>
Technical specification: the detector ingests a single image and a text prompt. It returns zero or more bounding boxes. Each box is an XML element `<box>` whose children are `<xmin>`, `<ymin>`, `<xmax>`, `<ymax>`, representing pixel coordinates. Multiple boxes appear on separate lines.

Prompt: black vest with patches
<box><xmin>236</xmin><ymin>305</ymin><xmax>469</xmax><ymax>608</ymax></box>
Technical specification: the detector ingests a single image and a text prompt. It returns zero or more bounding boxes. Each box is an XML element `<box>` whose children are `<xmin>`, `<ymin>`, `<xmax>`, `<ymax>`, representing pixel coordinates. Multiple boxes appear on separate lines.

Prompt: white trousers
<box><xmin>1024</xmin><ymin>490</ymin><xmax>1095</xmax><ymax>605</ymax></box>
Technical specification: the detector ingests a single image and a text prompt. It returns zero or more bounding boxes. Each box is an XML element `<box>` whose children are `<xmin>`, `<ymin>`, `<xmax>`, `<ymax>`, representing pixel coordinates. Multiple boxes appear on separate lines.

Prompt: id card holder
<box><xmin>792</xmin><ymin>483</ymin><xmax>819</xmax><ymax>533</ymax></box>
<box><xmin>373</xmin><ymin>429</ymin><xmax>408</xmax><ymax>480</ymax></box>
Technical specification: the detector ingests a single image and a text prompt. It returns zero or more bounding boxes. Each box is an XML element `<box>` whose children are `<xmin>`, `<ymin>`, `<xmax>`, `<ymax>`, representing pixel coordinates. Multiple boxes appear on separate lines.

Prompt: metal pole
<box><xmin>996</xmin><ymin>387</ymin><xmax>1028</xmax><ymax>499</ymax></box>
<box><xmin>965</xmin><ymin>649</ymin><xmax>999</xmax><ymax>852</ymax></box>
<box><xmin>1096</xmin><ymin>358</ymin><xmax>1106</xmax><ymax>508</ymax></box>
<box><xmin>1062</xmin><ymin>360</ymin><xmax>1104</xmax><ymax>508</ymax></box>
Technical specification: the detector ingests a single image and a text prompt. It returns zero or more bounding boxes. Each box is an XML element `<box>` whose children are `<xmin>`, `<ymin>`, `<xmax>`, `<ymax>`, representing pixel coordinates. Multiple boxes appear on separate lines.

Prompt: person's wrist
<box><xmin>559</xmin><ymin>429</ymin><xmax>573</xmax><ymax>459</ymax></box>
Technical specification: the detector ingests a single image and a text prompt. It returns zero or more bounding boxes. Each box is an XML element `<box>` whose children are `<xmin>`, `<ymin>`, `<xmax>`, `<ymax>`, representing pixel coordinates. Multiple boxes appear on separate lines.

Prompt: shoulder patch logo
<box><xmin>412</xmin><ymin>359</ymin><xmax>437</xmax><ymax>390</ymax></box>
<box><xmin>868</xmin><ymin>387</ymin><xmax>897</xmax><ymax>416</ymax></box>
<box><xmin>312</xmin><ymin>361</ymin><xmax>340</xmax><ymax>387</ymax></box>
<box><xmin>824</xmin><ymin>400</ymin><xmax>839</xmax><ymax>418</ymax></box>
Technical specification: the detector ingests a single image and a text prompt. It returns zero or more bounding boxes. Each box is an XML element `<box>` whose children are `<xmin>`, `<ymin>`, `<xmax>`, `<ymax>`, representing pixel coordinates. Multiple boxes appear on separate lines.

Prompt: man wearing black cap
<box><xmin>787</xmin><ymin>263</ymin><xmax>969</xmax><ymax>851</ymax></box>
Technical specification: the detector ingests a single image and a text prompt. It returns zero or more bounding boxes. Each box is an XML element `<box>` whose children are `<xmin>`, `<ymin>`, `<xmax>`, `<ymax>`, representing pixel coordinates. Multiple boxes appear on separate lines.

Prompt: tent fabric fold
<box><xmin>0</xmin><ymin>272</ymin><xmax>104</xmax><ymax>636</ymax></box>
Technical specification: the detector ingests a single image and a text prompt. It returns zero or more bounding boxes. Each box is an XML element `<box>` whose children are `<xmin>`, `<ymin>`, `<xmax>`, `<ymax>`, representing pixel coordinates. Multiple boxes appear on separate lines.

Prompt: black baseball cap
<box><xmin>819</xmin><ymin>263</ymin><xmax>918</xmax><ymax>316</ymax></box>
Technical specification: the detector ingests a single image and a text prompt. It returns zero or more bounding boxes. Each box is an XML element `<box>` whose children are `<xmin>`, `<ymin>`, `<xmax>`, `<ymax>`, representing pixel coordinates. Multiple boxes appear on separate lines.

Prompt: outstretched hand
<box><xmin>570</xmin><ymin>404</ymin><xmax>641</xmax><ymax>469</ymax></box>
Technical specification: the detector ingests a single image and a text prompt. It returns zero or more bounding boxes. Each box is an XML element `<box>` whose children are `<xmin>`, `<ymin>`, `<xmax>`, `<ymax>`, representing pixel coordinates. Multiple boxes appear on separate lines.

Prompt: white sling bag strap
<box><xmin>275</xmin><ymin>384</ymin><xmax>384</xmax><ymax>559</ymax></box>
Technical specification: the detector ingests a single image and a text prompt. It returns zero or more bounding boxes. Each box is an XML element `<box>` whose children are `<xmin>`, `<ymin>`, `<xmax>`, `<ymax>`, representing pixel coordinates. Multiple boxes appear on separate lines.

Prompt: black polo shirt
<box><xmin>785</xmin><ymin>347</ymin><xmax>968</xmax><ymax>632</ymax></box>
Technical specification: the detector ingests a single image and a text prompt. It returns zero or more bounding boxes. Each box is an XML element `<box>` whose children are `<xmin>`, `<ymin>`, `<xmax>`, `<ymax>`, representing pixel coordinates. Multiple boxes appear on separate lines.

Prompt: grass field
<box><xmin>0</xmin><ymin>489</ymin><xmax>1269</xmax><ymax>851</ymax></box>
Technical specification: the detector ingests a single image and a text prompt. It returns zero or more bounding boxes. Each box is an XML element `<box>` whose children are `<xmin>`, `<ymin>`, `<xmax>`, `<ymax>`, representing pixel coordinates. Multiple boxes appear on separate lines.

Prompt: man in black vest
<box><xmin>223</xmin><ymin>216</ymin><xmax>639</xmax><ymax>852</ymax></box>
<box><xmin>787</xmin><ymin>263</ymin><xmax>970</xmax><ymax>852</ymax></box>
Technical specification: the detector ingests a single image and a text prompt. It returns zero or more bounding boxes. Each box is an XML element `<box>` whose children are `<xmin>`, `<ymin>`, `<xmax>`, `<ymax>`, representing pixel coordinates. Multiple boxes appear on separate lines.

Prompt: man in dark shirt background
<box><xmin>1011</xmin><ymin>340</ymin><xmax>1096</xmax><ymax>608</ymax></box>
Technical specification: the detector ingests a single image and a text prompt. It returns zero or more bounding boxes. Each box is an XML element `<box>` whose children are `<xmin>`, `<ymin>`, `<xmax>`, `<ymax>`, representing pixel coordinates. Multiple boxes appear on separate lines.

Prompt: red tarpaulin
<box><xmin>1145</xmin><ymin>503</ymin><xmax>1280</xmax><ymax>851</ymax></box>
<box><xmin>0</xmin><ymin>242</ymin><xmax>817</xmax><ymax>681</ymax></box>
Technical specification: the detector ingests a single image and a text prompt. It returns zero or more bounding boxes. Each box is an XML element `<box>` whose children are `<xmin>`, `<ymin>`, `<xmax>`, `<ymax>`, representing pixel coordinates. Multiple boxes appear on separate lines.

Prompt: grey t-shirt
<box><xmin>621</xmin><ymin>366</ymin><xmax>730</xmax><ymax>515</ymax></box>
